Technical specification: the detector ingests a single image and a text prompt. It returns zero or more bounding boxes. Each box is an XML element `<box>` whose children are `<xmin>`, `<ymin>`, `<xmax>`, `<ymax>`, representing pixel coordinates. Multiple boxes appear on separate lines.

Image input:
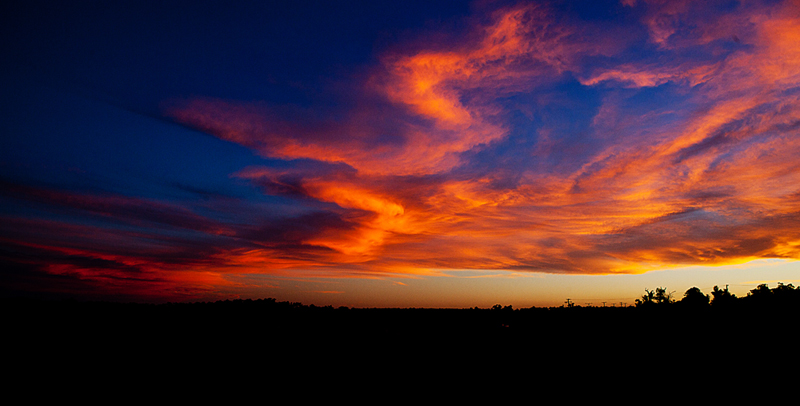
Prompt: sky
<box><xmin>2</xmin><ymin>0</ymin><xmax>799</xmax><ymax>307</ymax></box>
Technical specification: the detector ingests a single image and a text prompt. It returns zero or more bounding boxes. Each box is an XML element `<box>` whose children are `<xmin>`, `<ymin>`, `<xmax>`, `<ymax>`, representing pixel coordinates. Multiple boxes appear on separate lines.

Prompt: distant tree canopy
<box><xmin>681</xmin><ymin>287</ymin><xmax>710</xmax><ymax>307</ymax></box>
<box><xmin>635</xmin><ymin>287</ymin><xmax>675</xmax><ymax>307</ymax></box>
<box><xmin>711</xmin><ymin>285</ymin><xmax>737</xmax><ymax>307</ymax></box>
<box><xmin>634</xmin><ymin>283</ymin><xmax>799</xmax><ymax>309</ymax></box>
<box><xmin>744</xmin><ymin>282</ymin><xmax>799</xmax><ymax>306</ymax></box>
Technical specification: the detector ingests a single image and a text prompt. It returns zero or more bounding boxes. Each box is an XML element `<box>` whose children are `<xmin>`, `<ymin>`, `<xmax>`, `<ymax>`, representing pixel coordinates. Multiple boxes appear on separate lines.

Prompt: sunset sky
<box><xmin>2</xmin><ymin>0</ymin><xmax>799</xmax><ymax>307</ymax></box>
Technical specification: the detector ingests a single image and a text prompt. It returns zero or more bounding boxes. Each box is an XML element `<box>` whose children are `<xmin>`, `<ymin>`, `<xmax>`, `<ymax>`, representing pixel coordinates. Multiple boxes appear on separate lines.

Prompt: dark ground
<box><xmin>4</xmin><ymin>296</ymin><xmax>796</xmax><ymax>393</ymax></box>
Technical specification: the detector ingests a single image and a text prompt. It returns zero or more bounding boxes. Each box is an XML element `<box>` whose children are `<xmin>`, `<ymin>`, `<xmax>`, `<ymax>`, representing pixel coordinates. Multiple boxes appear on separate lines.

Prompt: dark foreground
<box><xmin>4</xmin><ymin>293</ymin><xmax>797</xmax><ymax>391</ymax></box>
<box><xmin>6</xmin><ymin>295</ymin><xmax>797</xmax><ymax>351</ymax></box>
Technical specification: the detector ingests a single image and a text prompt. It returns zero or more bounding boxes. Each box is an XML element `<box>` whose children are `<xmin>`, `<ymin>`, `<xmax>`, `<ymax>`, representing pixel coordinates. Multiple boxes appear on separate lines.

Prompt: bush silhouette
<box><xmin>680</xmin><ymin>287</ymin><xmax>709</xmax><ymax>307</ymax></box>
<box><xmin>710</xmin><ymin>285</ymin><xmax>737</xmax><ymax>307</ymax></box>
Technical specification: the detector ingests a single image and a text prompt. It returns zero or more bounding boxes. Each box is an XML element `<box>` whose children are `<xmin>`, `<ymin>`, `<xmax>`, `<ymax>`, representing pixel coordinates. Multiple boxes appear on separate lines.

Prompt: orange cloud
<box><xmin>157</xmin><ymin>0</ymin><xmax>800</xmax><ymax>278</ymax></box>
<box><xmin>167</xmin><ymin>3</ymin><xmax>591</xmax><ymax>177</ymax></box>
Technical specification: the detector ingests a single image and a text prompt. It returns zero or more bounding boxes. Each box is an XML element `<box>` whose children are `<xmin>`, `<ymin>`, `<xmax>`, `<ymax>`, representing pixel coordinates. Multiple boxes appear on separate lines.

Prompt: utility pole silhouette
<box><xmin>565</xmin><ymin>298</ymin><xmax>573</xmax><ymax>308</ymax></box>
<box><xmin>602</xmin><ymin>302</ymin><xmax>607</xmax><ymax>307</ymax></box>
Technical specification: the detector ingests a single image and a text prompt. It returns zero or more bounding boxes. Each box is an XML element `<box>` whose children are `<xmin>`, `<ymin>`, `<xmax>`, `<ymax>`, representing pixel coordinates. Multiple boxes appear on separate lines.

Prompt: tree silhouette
<box><xmin>746</xmin><ymin>282</ymin><xmax>799</xmax><ymax>308</ymax></box>
<box><xmin>635</xmin><ymin>287</ymin><xmax>673</xmax><ymax>307</ymax></box>
<box><xmin>635</xmin><ymin>289</ymin><xmax>656</xmax><ymax>307</ymax></box>
<box><xmin>745</xmin><ymin>283</ymin><xmax>772</xmax><ymax>306</ymax></box>
<box><xmin>710</xmin><ymin>285</ymin><xmax>737</xmax><ymax>307</ymax></box>
<box><xmin>772</xmin><ymin>282</ymin><xmax>797</xmax><ymax>300</ymax></box>
<box><xmin>654</xmin><ymin>287</ymin><xmax>675</xmax><ymax>304</ymax></box>
<box><xmin>751</xmin><ymin>283</ymin><xmax>772</xmax><ymax>296</ymax></box>
<box><xmin>680</xmin><ymin>287</ymin><xmax>709</xmax><ymax>307</ymax></box>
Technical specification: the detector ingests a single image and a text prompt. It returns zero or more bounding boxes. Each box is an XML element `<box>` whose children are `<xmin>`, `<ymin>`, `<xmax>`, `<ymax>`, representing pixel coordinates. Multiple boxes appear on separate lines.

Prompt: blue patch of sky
<box><xmin>2</xmin><ymin>0</ymin><xmax>473</xmax><ymax>114</ymax></box>
<box><xmin>0</xmin><ymin>78</ymin><xmax>294</xmax><ymax>215</ymax></box>
<box><xmin>480</xmin><ymin>78</ymin><xmax>605</xmax><ymax>174</ymax></box>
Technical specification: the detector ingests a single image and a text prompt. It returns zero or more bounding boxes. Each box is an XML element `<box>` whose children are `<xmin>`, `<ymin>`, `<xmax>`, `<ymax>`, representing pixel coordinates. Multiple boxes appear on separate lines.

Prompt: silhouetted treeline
<box><xmin>4</xmin><ymin>282</ymin><xmax>797</xmax><ymax>371</ymax></box>
<box><xmin>633</xmin><ymin>282</ymin><xmax>800</xmax><ymax>310</ymax></box>
<box><xmin>2</xmin><ymin>284</ymin><xmax>800</xmax><ymax>358</ymax></box>
<box><xmin>5</xmin><ymin>282</ymin><xmax>798</xmax><ymax>340</ymax></box>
